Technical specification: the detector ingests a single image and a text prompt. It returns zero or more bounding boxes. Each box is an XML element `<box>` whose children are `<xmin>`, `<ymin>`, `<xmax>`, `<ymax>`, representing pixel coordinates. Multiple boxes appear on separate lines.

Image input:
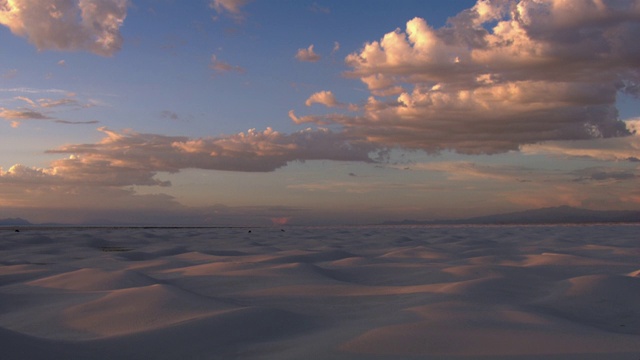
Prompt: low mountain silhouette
<box><xmin>0</xmin><ymin>218</ymin><xmax>32</xmax><ymax>226</ymax></box>
<box><xmin>384</xmin><ymin>206</ymin><xmax>640</xmax><ymax>225</ymax></box>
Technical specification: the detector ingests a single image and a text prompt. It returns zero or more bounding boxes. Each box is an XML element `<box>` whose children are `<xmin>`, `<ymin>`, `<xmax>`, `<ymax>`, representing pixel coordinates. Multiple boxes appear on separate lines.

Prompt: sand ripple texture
<box><xmin>1</xmin><ymin>225</ymin><xmax>639</xmax><ymax>359</ymax></box>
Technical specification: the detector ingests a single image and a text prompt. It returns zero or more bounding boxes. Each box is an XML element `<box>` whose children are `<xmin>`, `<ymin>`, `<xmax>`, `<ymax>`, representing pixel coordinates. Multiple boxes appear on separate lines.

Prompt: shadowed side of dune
<box><xmin>531</xmin><ymin>274</ymin><xmax>640</xmax><ymax>334</ymax></box>
<box><xmin>1</xmin><ymin>306</ymin><xmax>318</xmax><ymax>360</ymax></box>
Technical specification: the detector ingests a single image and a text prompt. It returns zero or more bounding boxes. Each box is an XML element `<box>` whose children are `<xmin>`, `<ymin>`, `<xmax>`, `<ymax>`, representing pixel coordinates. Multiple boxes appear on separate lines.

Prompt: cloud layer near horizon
<box><xmin>522</xmin><ymin>119</ymin><xmax>640</xmax><ymax>161</ymax></box>
<box><xmin>0</xmin><ymin>0</ymin><xmax>128</xmax><ymax>56</ymax></box>
<box><xmin>0</xmin><ymin>126</ymin><xmax>375</xmax><ymax>189</ymax></box>
<box><xmin>293</xmin><ymin>0</ymin><xmax>639</xmax><ymax>154</ymax></box>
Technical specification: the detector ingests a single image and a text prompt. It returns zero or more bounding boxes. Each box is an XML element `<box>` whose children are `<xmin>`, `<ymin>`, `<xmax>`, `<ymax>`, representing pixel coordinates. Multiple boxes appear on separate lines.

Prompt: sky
<box><xmin>0</xmin><ymin>0</ymin><xmax>639</xmax><ymax>226</ymax></box>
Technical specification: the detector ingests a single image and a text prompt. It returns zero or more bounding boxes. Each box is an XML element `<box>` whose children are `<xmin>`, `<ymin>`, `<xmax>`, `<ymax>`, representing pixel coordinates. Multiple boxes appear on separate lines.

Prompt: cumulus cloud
<box><xmin>0</xmin><ymin>125</ymin><xmax>380</xmax><ymax>222</ymax></box>
<box><xmin>0</xmin><ymin>0</ymin><xmax>129</xmax><ymax>56</ymax></box>
<box><xmin>305</xmin><ymin>90</ymin><xmax>340</xmax><ymax>107</ymax></box>
<box><xmin>46</xmin><ymin>126</ymin><xmax>375</xmax><ymax>174</ymax></box>
<box><xmin>0</xmin><ymin>164</ymin><xmax>49</xmax><ymax>182</ymax></box>
<box><xmin>304</xmin><ymin>90</ymin><xmax>358</xmax><ymax>111</ymax></box>
<box><xmin>295</xmin><ymin>44</ymin><xmax>321</xmax><ymax>62</ymax></box>
<box><xmin>0</xmin><ymin>157</ymin><xmax>169</xmax><ymax>187</ymax></box>
<box><xmin>293</xmin><ymin>0</ymin><xmax>639</xmax><ymax>155</ymax></box>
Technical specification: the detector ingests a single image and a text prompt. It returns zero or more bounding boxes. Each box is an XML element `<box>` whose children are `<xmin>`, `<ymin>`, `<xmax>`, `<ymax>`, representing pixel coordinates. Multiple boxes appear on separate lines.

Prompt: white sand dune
<box><xmin>340</xmin><ymin>301</ymin><xmax>640</xmax><ymax>358</ymax></box>
<box><xmin>28</xmin><ymin>268</ymin><xmax>157</xmax><ymax>291</ymax></box>
<box><xmin>63</xmin><ymin>283</ymin><xmax>239</xmax><ymax>338</ymax></box>
<box><xmin>1</xmin><ymin>224</ymin><xmax>639</xmax><ymax>359</ymax></box>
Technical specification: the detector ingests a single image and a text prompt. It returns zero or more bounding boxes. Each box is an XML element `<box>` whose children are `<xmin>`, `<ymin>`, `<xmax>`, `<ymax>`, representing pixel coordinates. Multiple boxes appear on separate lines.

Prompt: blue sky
<box><xmin>1</xmin><ymin>0</ymin><xmax>639</xmax><ymax>225</ymax></box>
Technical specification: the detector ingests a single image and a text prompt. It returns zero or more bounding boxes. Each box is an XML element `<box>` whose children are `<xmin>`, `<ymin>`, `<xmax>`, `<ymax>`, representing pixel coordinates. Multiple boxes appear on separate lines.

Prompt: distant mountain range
<box><xmin>0</xmin><ymin>217</ymin><xmax>32</xmax><ymax>226</ymax></box>
<box><xmin>2</xmin><ymin>207</ymin><xmax>640</xmax><ymax>227</ymax></box>
<box><xmin>383</xmin><ymin>206</ymin><xmax>640</xmax><ymax>225</ymax></box>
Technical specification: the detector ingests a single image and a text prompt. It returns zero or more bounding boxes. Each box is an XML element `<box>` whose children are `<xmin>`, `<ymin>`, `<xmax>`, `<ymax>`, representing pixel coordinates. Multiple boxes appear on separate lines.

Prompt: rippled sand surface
<box><xmin>1</xmin><ymin>225</ymin><xmax>639</xmax><ymax>359</ymax></box>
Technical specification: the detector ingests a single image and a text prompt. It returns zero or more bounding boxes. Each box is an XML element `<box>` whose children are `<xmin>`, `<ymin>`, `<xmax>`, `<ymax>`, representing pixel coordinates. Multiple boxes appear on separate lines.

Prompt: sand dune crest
<box><xmin>28</xmin><ymin>268</ymin><xmax>157</xmax><ymax>291</ymax></box>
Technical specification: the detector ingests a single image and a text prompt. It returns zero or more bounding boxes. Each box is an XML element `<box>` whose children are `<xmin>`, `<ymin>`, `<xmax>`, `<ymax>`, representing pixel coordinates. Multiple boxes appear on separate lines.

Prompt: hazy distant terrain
<box><xmin>4</xmin><ymin>206</ymin><xmax>640</xmax><ymax>228</ymax></box>
<box><xmin>384</xmin><ymin>206</ymin><xmax>640</xmax><ymax>225</ymax></box>
<box><xmin>0</xmin><ymin>218</ymin><xmax>31</xmax><ymax>226</ymax></box>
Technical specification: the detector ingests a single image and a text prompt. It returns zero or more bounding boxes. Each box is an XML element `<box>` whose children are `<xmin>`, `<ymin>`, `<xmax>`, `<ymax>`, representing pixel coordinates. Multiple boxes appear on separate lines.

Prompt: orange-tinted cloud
<box><xmin>0</xmin><ymin>107</ymin><xmax>50</xmax><ymax>120</ymax></box>
<box><xmin>210</xmin><ymin>55</ymin><xmax>245</xmax><ymax>76</ymax></box>
<box><xmin>295</xmin><ymin>1</ymin><xmax>638</xmax><ymax>155</ymax></box>
<box><xmin>295</xmin><ymin>44</ymin><xmax>321</xmax><ymax>62</ymax></box>
<box><xmin>0</xmin><ymin>0</ymin><xmax>128</xmax><ymax>56</ymax></box>
<box><xmin>0</xmin><ymin>123</ymin><xmax>378</xmax><ymax>222</ymax></box>
<box><xmin>305</xmin><ymin>91</ymin><xmax>340</xmax><ymax>107</ymax></box>
<box><xmin>45</xmin><ymin>126</ymin><xmax>375</xmax><ymax>174</ymax></box>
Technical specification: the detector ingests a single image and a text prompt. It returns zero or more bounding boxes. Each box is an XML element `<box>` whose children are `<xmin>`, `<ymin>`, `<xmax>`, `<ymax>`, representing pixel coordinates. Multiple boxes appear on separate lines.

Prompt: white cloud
<box><xmin>295</xmin><ymin>44</ymin><xmax>321</xmax><ymax>62</ymax></box>
<box><xmin>45</xmin><ymin>126</ymin><xmax>375</xmax><ymax>174</ymax></box>
<box><xmin>294</xmin><ymin>1</ymin><xmax>639</xmax><ymax>155</ymax></box>
<box><xmin>0</xmin><ymin>0</ymin><xmax>128</xmax><ymax>56</ymax></box>
<box><xmin>305</xmin><ymin>91</ymin><xmax>339</xmax><ymax>107</ymax></box>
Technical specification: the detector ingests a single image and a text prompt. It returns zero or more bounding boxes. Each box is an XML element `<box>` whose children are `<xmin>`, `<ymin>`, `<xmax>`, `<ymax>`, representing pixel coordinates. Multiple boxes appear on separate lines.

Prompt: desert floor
<box><xmin>1</xmin><ymin>224</ymin><xmax>639</xmax><ymax>359</ymax></box>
